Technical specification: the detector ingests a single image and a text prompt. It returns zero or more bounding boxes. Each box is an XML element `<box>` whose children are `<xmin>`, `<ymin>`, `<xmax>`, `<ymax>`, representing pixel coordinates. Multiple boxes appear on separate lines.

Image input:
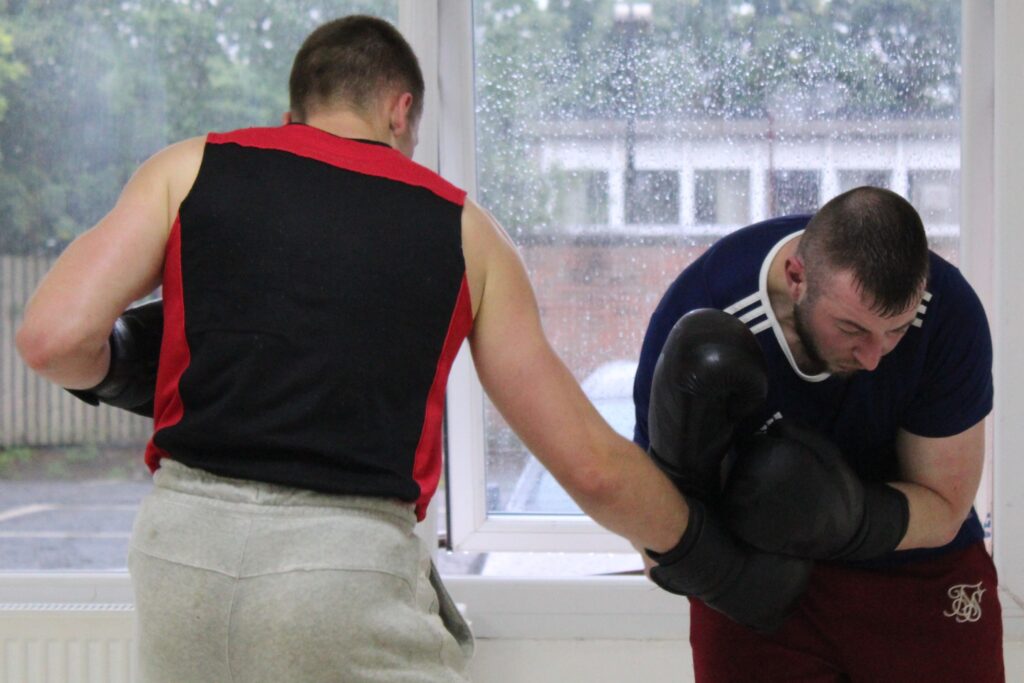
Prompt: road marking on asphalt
<box><xmin>50</xmin><ymin>505</ymin><xmax>138</xmax><ymax>512</ymax></box>
<box><xmin>0</xmin><ymin>531</ymin><xmax>131</xmax><ymax>539</ymax></box>
<box><xmin>0</xmin><ymin>503</ymin><xmax>140</xmax><ymax>540</ymax></box>
<box><xmin>0</xmin><ymin>503</ymin><xmax>138</xmax><ymax>522</ymax></box>
<box><xmin>0</xmin><ymin>504</ymin><xmax>56</xmax><ymax>523</ymax></box>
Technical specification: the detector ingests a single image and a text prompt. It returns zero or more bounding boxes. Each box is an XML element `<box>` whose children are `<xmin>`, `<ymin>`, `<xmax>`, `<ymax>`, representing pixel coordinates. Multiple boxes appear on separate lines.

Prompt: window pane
<box><xmin>626</xmin><ymin>170</ymin><xmax>679</xmax><ymax>224</ymax></box>
<box><xmin>0</xmin><ymin>1</ymin><xmax>398</xmax><ymax>571</ymax></box>
<box><xmin>909</xmin><ymin>169</ymin><xmax>960</xmax><ymax>226</ymax></box>
<box><xmin>770</xmin><ymin>170</ymin><xmax>820</xmax><ymax>215</ymax></box>
<box><xmin>838</xmin><ymin>169</ymin><xmax>892</xmax><ymax>192</ymax></box>
<box><xmin>469</xmin><ymin>0</ymin><xmax>961</xmax><ymax>537</ymax></box>
<box><xmin>694</xmin><ymin>170</ymin><xmax>750</xmax><ymax>226</ymax></box>
<box><xmin>550</xmin><ymin>169</ymin><xmax>609</xmax><ymax>231</ymax></box>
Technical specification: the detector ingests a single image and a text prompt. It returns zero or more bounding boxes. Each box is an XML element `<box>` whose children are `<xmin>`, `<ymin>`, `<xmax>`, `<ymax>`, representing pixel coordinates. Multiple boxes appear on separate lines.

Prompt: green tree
<box><xmin>0</xmin><ymin>17</ymin><xmax>24</xmax><ymax>122</ymax></box>
<box><xmin>0</xmin><ymin>0</ymin><xmax>959</xmax><ymax>252</ymax></box>
<box><xmin>0</xmin><ymin>0</ymin><xmax>392</xmax><ymax>254</ymax></box>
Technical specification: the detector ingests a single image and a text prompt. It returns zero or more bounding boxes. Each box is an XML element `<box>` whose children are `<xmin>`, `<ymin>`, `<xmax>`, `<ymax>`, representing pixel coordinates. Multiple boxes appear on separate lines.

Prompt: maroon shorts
<box><xmin>689</xmin><ymin>542</ymin><xmax>1004</xmax><ymax>682</ymax></box>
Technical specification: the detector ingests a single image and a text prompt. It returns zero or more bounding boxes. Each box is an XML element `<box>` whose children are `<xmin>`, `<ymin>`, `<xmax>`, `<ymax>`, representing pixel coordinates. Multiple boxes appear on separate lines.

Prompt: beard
<box><xmin>792</xmin><ymin>298</ymin><xmax>831</xmax><ymax>375</ymax></box>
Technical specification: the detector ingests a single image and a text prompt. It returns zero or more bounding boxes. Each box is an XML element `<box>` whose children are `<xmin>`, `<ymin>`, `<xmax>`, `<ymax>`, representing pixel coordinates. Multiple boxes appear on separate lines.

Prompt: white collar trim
<box><xmin>758</xmin><ymin>229</ymin><xmax>831</xmax><ymax>383</ymax></box>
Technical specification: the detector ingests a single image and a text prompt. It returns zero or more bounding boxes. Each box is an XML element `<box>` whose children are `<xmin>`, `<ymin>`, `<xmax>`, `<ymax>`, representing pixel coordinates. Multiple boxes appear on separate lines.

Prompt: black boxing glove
<box><xmin>647</xmin><ymin>309</ymin><xmax>768</xmax><ymax>501</ymax></box>
<box><xmin>722</xmin><ymin>420</ymin><xmax>910</xmax><ymax>561</ymax></box>
<box><xmin>66</xmin><ymin>299</ymin><xmax>163</xmax><ymax>418</ymax></box>
<box><xmin>646</xmin><ymin>495</ymin><xmax>811</xmax><ymax>634</ymax></box>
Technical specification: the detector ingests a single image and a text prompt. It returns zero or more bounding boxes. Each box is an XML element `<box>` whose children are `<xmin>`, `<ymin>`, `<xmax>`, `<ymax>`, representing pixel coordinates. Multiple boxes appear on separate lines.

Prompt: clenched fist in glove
<box><xmin>646</xmin><ymin>494</ymin><xmax>811</xmax><ymax>634</ymax></box>
<box><xmin>647</xmin><ymin>308</ymin><xmax>768</xmax><ymax>501</ymax></box>
<box><xmin>66</xmin><ymin>298</ymin><xmax>163</xmax><ymax>418</ymax></box>
<box><xmin>722</xmin><ymin>420</ymin><xmax>910</xmax><ymax>562</ymax></box>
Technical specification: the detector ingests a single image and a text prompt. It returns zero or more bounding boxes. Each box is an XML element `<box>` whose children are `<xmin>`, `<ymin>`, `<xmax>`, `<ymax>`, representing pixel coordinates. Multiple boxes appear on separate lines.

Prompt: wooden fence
<box><xmin>0</xmin><ymin>255</ymin><xmax>150</xmax><ymax>448</ymax></box>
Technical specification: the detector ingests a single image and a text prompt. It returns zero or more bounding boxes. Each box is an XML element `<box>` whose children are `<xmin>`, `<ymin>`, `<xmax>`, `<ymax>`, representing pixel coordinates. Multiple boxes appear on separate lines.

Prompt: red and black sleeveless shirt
<box><xmin>144</xmin><ymin>124</ymin><xmax>472</xmax><ymax>520</ymax></box>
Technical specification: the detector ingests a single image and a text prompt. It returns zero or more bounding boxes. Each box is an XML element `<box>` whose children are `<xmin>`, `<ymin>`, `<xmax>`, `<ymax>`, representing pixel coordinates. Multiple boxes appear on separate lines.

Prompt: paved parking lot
<box><xmin>0</xmin><ymin>480</ymin><xmax>151</xmax><ymax>570</ymax></box>
<box><xmin>0</xmin><ymin>479</ymin><xmax>642</xmax><ymax>576</ymax></box>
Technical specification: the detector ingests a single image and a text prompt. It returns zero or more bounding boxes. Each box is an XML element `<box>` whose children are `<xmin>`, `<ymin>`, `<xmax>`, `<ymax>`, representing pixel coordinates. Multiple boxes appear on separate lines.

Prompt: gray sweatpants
<box><xmin>128</xmin><ymin>459</ymin><xmax>473</xmax><ymax>683</ymax></box>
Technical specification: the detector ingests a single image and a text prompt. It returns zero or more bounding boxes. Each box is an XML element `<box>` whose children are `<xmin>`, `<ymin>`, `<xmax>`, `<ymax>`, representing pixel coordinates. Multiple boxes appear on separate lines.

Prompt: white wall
<box><xmin>1</xmin><ymin>603</ymin><xmax>1022</xmax><ymax>683</ymax></box>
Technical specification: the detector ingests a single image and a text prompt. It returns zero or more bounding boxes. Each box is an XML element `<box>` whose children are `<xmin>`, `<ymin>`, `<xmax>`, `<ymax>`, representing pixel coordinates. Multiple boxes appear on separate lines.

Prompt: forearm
<box><xmin>572</xmin><ymin>436</ymin><xmax>689</xmax><ymax>554</ymax></box>
<box><xmin>891</xmin><ymin>481</ymin><xmax>973</xmax><ymax>550</ymax></box>
<box><xmin>893</xmin><ymin>424</ymin><xmax>985</xmax><ymax>551</ymax></box>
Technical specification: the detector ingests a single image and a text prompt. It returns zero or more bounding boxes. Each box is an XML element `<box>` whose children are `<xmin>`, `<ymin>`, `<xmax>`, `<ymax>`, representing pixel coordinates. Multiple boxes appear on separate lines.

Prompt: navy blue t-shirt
<box><xmin>633</xmin><ymin>215</ymin><xmax>993</xmax><ymax>565</ymax></box>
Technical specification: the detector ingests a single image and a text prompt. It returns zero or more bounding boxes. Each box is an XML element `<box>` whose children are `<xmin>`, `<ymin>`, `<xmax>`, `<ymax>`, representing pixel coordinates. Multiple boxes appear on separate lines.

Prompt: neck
<box><xmin>766</xmin><ymin>235</ymin><xmax>798</xmax><ymax>325</ymax></box>
<box><xmin>766</xmin><ymin>235</ymin><xmax>818</xmax><ymax>373</ymax></box>
<box><xmin>301</xmin><ymin>109</ymin><xmax>391</xmax><ymax>147</ymax></box>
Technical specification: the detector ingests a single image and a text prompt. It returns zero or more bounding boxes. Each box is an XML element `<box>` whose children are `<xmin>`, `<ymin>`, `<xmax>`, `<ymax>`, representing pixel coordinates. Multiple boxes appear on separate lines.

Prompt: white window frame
<box><xmin>0</xmin><ymin>0</ymin><xmax>1019</xmax><ymax>643</ymax></box>
<box><xmin>419</xmin><ymin>0</ymin><xmax>632</xmax><ymax>553</ymax></box>
<box><xmin>428</xmin><ymin>0</ymin><xmax>1024</xmax><ymax>633</ymax></box>
<box><xmin>977</xmin><ymin>0</ymin><xmax>1024</xmax><ymax>634</ymax></box>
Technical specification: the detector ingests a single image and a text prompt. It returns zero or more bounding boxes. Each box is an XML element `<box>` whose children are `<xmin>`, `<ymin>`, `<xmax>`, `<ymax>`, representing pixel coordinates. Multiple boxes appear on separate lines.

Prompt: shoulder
<box><xmin>114</xmin><ymin>136</ymin><xmax>205</xmax><ymax>222</ymax></box>
<box><xmin>921</xmin><ymin>253</ymin><xmax>988</xmax><ymax>332</ymax></box>
<box><xmin>704</xmin><ymin>215</ymin><xmax>809</xmax><ymax>265</ymax></box>
<box><xmin>142</xmin><ymin>136</ymin><xmax>206</xmax><ymax>216</ymax></box>
<box><xmin>131</xmin><ymin>136</ymin><xmax>205</xmax><ymax>179</ymax></box>
<box><xmin>147</xmin><ymin>135</ymin><xmax>207</xmax><ymax>169</ymax></box>
<box><xmin>668</xmin><ymin>215</ymin><xmax>809</xmax><ymax>309</ymax></box>
<box><xmin>461</xmin><ymin>198</ymin><xmax>523</xmax><ymax>320</ymax></box>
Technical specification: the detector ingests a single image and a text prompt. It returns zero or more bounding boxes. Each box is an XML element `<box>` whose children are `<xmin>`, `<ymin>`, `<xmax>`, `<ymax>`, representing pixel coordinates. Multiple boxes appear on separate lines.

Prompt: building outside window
<box><xmin>694</xmin><ymin>169</ymin><xmax>750</xmax><ymax>226</ymax></box>
<box><xmin>838</xmin><ymin>169</ymin><xmax>892</xmax><ymax>192</ymax></box>
<box><xmin>626</xmin><ymin>170</ymin><xmax>679</xmax><ymax>225</ymax></box>
<box><xmin>550</xmin><ymin>169</ymin><xmax>610</xmax><ymax>232</ymax></box>
<box><xmin>909</xmin><ymin>169</ymin><xmax>961</xmax><ymax>227</ymax></box>
<box><xmin>769</xmin><ymin>169</ymin><xmax>821</xmax><ymax>216</ymax></box>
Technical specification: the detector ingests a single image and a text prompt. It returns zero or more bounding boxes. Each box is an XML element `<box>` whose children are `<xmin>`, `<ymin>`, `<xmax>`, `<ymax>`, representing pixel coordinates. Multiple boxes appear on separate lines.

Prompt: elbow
<box><xmin>15</xmin><ymin>321</ymin><xmax>54</xmax><ymax>372</ymax></box>
<box><xmin>559</xmin><ymin>458</ymin><xmax>622</xmax><ymax>512</ymax></box>
<box><xmin>929</xmin><ymin>521</ymin><xmax>963</xmax><ymax>549</ymax></box>
<box><xmin>16</xmin><ymin>317</ymin><xmax>98</xmax><ymax>377</ymax></box>
<box><xmin>921</xmin><ymin>502</ymin><xmax>974</xmax><ymax>549</ymax></box>
<box><xmin>939</xmin><ymin>506</ymin><xmax>974</xmax><ymax>547</ymax></box>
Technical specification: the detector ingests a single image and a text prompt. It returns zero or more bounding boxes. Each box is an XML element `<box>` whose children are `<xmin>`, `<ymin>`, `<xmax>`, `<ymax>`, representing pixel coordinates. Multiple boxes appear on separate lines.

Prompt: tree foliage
<box><xmin>0</xmin><ymin>0</ymin><xmax>960</xmax><ymax>252</ymax></box>
<box><xmin>0</xmin><ymin>0</ymin><xmax>390</xmax><ymax>254</ymax></box>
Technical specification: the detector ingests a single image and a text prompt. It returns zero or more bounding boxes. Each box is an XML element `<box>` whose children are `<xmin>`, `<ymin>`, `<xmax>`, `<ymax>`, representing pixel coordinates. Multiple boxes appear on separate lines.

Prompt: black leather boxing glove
<box><xmin>646</xmin><ymin>495</ymin><xmax>811</xmax><ymax>634</ymax></box>
<box><xmin>66</xmin><ymin>299</ymin><xmax>163</xmax><ymax>418</ymax></box>
<box><xmin>722</xmin><ymin>420</ymin><xmax>910</xmax><ymax>561</ymax></box>
<box><xmin>647</xmin><ymin>309</ymin><xmax>768</xmax><ymax>501</ymax></box>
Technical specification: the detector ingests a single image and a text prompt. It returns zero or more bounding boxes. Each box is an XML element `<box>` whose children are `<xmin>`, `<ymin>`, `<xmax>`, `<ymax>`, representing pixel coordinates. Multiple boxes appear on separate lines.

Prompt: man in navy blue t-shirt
<box><xmin>635</xmin><ymin>186</ymin><xmax>1004</xmax><ymax>681</ymax></box>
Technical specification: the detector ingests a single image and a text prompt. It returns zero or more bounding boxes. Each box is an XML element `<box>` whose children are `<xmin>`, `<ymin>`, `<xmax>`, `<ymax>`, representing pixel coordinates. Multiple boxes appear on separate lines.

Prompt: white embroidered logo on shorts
<box><xmin>943</xmin><ymin>582</ymin><xmax>985</xmax><ymax>623</ymax></box>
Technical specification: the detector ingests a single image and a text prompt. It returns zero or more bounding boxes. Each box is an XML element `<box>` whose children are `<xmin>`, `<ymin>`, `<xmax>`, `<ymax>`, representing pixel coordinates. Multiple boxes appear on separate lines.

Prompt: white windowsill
<box><xmin>0</xmin><ymin>573</ymin><xmax>1020</xmax><ymax>641</ymax></box>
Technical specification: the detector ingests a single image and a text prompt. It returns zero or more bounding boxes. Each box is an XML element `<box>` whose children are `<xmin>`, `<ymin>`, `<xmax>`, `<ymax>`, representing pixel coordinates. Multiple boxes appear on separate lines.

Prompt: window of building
<box><xmin>769</xmin><ymin>170</ymin><xmax>821</xmax><ymax>216</ymax></box>
<box><xmin>909</xmin><ymin>169</ymin><xmax>961</xmax><ymax>227</ymax></box>
<box><xmin>550</xmin><ymin>169</ymin><xmax>610</xmax><ymax>231</ymax></box>
<box><xmin>626</xmin><ymin>170</ymin><xmax>679</xmax><ymax>225</ymax></box>
<box><xmin>694</xmin><ymin>170</ymin><xmax>750</xmax><ymax>226</ymax></box>
<box><xmin>838</xmin><ymin>169</ymin><xmax>892</xmax><ymax>192</ymax></box>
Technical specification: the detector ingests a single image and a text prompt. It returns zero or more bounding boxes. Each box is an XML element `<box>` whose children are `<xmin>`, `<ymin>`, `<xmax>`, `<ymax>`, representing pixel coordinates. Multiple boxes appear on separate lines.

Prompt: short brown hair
<box><xmin>798</xmin><ymin>186</ymin><xmax>930</xmax><ymax>316</ymax></box>
<box><xmin>288</xmin><ymin>15</ymin><xmax>424</xmax><ymax>123</ymax></box>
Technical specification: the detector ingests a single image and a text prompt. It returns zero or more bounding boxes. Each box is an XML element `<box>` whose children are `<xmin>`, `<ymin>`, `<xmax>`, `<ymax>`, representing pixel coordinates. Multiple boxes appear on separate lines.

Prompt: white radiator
<box><xmin>0</xmin><ymin>605</ymin><xmax>134</xmax><ymax>683</ymax></box>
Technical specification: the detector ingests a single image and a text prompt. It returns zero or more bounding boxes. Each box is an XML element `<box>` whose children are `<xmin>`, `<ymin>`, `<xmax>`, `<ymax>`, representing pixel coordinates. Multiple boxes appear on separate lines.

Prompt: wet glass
<box><xmin>472</xmin><ymin>0</ymin><xmax>962</xmax><ymax>520</ymax></box>
<box><xmin>0</xmin><ymin>0</ymin><xmax>398</xmax><ymax>570</ymax></box>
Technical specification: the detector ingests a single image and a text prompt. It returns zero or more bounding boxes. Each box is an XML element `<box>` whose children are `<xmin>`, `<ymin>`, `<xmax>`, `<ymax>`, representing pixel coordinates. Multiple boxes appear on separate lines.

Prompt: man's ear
<box><xmin>784</xmin><ymin>254</ymin><xmax>807</xmax><ymax>302</ymax></box>
<box><xmin>388</xmin><ymin>92</ymin><xmax>414</xmax><ymax>137</ymax></box>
